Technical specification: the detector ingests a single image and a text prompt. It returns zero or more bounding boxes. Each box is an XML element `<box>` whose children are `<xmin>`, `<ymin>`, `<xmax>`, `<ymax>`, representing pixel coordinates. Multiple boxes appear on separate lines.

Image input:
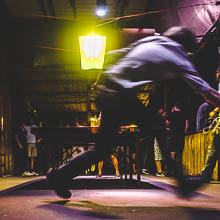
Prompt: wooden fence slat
<box><xmin>183</xmin><ymin>132</ymin><xmax>218</xmax><ymax>180</ymax></box>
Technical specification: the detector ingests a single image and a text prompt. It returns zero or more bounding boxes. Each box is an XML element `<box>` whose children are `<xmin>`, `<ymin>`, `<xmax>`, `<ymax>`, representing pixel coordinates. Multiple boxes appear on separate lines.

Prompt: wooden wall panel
<box><xmin>0</xmin><ymin>89</ymin><xmax>13</xmax><ymax>177</ymax></box>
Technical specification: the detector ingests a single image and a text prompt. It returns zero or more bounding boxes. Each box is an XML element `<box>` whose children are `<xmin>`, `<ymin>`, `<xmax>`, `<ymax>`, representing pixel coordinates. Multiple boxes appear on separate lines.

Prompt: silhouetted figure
<box><xmin>47</xmin><ymin>26</ymin><xmax>220</xmax><ymax>199</ymax></box>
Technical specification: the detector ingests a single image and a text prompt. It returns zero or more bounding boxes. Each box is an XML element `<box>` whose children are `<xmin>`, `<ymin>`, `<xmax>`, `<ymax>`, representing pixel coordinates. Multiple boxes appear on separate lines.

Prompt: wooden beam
<box><xmin>13</xmin><ymin>79</ymin><xmax>89</xmax><ymax>86</ymax></box>
<box><xmin>16</xmin><ymin>91</ymin><xmax>90</xmax><ymax>96</ymax></box>
<box><xmin>32</xmin><ymin>100</ymin><xmax>96</xmax><ymax>105</ymax></box>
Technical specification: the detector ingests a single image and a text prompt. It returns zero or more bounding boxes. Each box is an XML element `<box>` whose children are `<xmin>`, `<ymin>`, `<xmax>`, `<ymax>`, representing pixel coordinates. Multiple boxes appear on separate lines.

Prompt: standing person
<box><xmin>47</xmin><ymin>26</ymin><xmax>220</xmax><ymax>199</ymax></box>
<box><xmin>196</xmin><ymin>102</ymin><xmax>214</xmax><ymax>132</ymax></box>
<box><xmin>14</xmin><ymin>122</ymin><xmax>28</xmax><ymax>176</ymax></box>
<box><xmin>196</xmin><ymin>67</ymin><xmax>220</xmax><ymax>133</ymax></box>
<box><xmin>154</xmin><ymin>137</ymin><xmax>166</xmax><ymax>177</ymax></box>
<box><xmin>141</xmin><ymin>108</ymin><xmax>169</xmax><ymax>176</ymax></box>
<box><xmin>96</xmin><ymin>153</ymin><xmax>119</xmax><ymax>178</ymax></box>
<box><xmin>167</xmin><ymin>102</ymin><xmax>189</xmax><ymax>177</ymax></box>
<box><xmin>92</xmin><ymin>112</ymin><xmax>120</xmax><ymax>178</ymax></box>
<box><xmin>152</xmin><ymin>108</ymin><xmax>172</xmax><ymax>177</ymax></box>
<box><xmin>24</xmin><ymin>118</ymin><xmax>39</xmax><ymax>176</ymax></box>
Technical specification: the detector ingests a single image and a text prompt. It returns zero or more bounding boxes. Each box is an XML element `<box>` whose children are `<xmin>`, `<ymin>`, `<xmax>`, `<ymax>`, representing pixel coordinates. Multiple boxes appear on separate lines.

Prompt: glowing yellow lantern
<box><xmin>79</xmin><ymin>35</ymin><xmax>106</xmax><ymax>70</ymax></box>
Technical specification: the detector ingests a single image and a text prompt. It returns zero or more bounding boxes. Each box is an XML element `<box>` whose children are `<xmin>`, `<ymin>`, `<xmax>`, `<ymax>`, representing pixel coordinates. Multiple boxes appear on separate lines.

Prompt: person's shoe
<box><xmin>96</xmin><ymin>174</ymin><xmax>102</xmax><ymax>178</ymax></box>
<box><xmin>156</xmin><ymin>172</ymin><xmax>166</xmax><ymax>177</ymax></box>
<box><xmin>142</xmin><ymin>169</ymin><xmax>150</xmax><ymax>175</ymax></box>
<box><xmin>31</xmin><ymin>171</ymin><xmax>39</xmax><ymax>176</ymax></box>
<box><xmin>22</xmin><ymin>171</ymin><xmax>33</xmax><ymax>177</ymax></box>
<box><xmin>177</xmin><ymin>175</ymin><xmax>206</xmax><ymax>198</ymax></box>
<box><xmin>47</xmin><ymin>168</ymin><xmax>72</xmax><ymax>199</ymax></box>
<box><xmin>114</xmin><ymin>173</ymin><xmax>120</xmax><ymax>178</ymax></box>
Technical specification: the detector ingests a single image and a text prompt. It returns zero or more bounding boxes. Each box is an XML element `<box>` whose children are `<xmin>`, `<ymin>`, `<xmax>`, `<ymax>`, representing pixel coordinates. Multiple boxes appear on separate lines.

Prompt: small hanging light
<box><xmin>96</xmin><ymin>0</ymin><xmax>107</xmax><ymax>17</ymax></box>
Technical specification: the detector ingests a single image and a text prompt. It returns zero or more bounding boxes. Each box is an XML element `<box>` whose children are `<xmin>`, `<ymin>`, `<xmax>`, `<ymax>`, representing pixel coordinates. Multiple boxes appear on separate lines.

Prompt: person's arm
<box><xmin>15</xmin><ymin>135</ymin><xmax>22</xmax><ymax>149</ymax></box>
<box><xmin>185</xmin><ymin>119</ymin><xmax>189</xmax><ymax>134</ymax></box>
<box><xmin>201</xmin><ymin>88</ymin><xmax>220</xmax><ymax>107</ymax></box>
<box><xmin>196</xmin><ymin>106</ymin><xmax>203</xmax><ymax>132</ymax></box>
<box><xmin>183</xmin><ymin>73</ymin><xmax>220</xmax><ymax>107</ymax></box>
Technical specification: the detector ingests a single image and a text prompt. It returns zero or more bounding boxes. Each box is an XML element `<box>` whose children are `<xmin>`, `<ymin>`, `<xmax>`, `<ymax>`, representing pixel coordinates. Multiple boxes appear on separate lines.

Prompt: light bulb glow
<box><xmin>79</xmin><ymin>35</ymin><xmax>106</xmax><ymax>70</ymax></box>
<box><xmin>96</xmin><ymin>8</ymin><xmax>106</xmax><ymax>16</ymax></box>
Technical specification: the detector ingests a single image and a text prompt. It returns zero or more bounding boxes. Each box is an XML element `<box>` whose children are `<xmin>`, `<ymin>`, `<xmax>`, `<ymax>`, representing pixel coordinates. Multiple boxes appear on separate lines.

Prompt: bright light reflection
<box><xmin>79</xmin><ymin>35</ymin><xmax>106</xmax><ymax>70</ymax></box>
<box><xmin>96</xmin><ymin>8</ymin><xmax>106</xmax><ymax>16</ymax></box>
<box><xmin>1</xmin><ymin>116</ymin><xmax>3</xmax><ymax>131</ymax></box>
<box><xmin>95</xmin><ymin>190</ymin><xmax>157</xmax><ymax>198</ymax></box>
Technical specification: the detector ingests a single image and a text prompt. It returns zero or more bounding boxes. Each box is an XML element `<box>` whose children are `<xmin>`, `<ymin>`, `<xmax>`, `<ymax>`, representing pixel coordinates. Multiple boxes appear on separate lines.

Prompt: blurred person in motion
<box><xmin>47</xmin><ymin>26</ymin><xmax>220</xmax><ymax>199</ymax></box>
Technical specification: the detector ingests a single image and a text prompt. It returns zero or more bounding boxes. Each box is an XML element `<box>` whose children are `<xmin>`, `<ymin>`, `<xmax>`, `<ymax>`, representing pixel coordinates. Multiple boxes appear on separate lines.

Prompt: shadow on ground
<box><xmin>39</xmin><ymin>200</ymin><xmax>220</xmax><ymax>220</ymax></box>
<box><xmin>15</xmin><ymin>177</ymin><xmax>163</xmax><ymax>190</ymax></box>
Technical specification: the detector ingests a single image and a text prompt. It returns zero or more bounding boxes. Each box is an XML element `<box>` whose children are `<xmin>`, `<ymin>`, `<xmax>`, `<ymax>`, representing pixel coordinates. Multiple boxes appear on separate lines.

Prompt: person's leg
<box><xmin>56</xmin><ymin>109</ymin><xmax>119</xmax><ymax>179</ymax></box>
<box><xmin>155</xmin><ymin>160</ymin><xmax>162</xmax><ymax>173</ymax></box>
<box><xmin>30</xmin><ymin>143</ymin><xmax>38</xmax><ymax>175</ymax></box>
<box><xmin>48</xmin><ymin>90</ymin><xmax>155</xmax><ymax>198</ymax></box>
<box><xmin>47</xmin><ymin>105</ymin><xmax>121</xmax><ymax>198</ymax></box>
<box><xmin>174</xmin><ymin>132</ymin><xmax>185</xmax><ymax>178</ymax></box>
<box><xmin>154</xmin><ymin>137</ymin><xmax>165</xmax><ymax>176</ymax></box>
<box><xmin>155</xmin><ymin>131</ymin><xmax>173</xmax><ymax>176</ymax></box>
<box><xmin>47</xmin><ymin>135</ymin><xmax>116</xmax><ymax>197</ymax></box>
<box><xmin>20</xmin><ymin>148</ymin><xmax>26</xmax><ymax>174</ymax></box>
<box><xmin>132</xmin><ymin>152</ymin><xmax>136</xmax><ymax>174</ymax></box>
<box><xmin>164</xmin><ymin>130</ymin><xmax>174</xmax><ymax>176</ymax></box>
<box><xmin>201</xmin><ymin>133</ymin><xmax>219</xmax><ymax>181</ymax></box>
<box><xmin>141</xmin><ymin>136</ymin><xmax>155</xmax><ymax>174</ymax></box>
<box><xmin>13</xmin><ymin>148</ymin><xmax>20</xmax><ymax>175</ymax></box>
<box><xmin>141</xmin><ymin>141</ymin><xmax>149</xmax><ymax>174</ymax></box>
<box><xmin>21</xmin><ymin>145</ymin><xmax>33</xmax><ymax>176</ymax></box>
<box><xmin>30</xmin><ymin>157</ymin><xmax>34</xmax><ymax>170</ymax></box>
<box><xmin>97</xmin><ymin>160</ymin><xmax>103</xmax><ymax>177</ymax></box>
<box><xmin>27</xmin><ymin>143</ymin><xmax>32</xmax><ymax>172</ymax></box>
<box><xmin>111</xmin><ymin>154</ymin><xmax>119</xmax><ymax>177</ymax></box>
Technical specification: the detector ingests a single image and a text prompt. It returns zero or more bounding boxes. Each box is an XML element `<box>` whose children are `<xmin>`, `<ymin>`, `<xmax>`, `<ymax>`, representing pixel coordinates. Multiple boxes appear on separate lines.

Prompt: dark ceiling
<box><xmin>3</xmin><ymin>0</ymin><xmax>155</xmax><ymax>121</ymax></box>
<box><xmin>1</xmin><ymin>0</ymin><xmax>219</xmax><ymax>124</ymax></box>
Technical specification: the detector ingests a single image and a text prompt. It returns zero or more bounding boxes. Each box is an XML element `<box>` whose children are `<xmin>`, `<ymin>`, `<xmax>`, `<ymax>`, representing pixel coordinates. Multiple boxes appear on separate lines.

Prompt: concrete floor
<box><xmin>0</xmin><ymin>175</ymin><xmax>220</xmax><ymax>220</ymax></box>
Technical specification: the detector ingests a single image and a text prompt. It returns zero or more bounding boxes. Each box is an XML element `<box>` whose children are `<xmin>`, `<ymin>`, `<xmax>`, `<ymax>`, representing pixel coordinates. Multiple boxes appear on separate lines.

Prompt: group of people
<box><xmin>142</xmin><ymin>101</ymin><xmax>189</xmax><ymax>178</ymax></box>
<box><xmin>46</xmin><ymin>26</ymin><xmax>220</xmax><ymax>199</ymax></box>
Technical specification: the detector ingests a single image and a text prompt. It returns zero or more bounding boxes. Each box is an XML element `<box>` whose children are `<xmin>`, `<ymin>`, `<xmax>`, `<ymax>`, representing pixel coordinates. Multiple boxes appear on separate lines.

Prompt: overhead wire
<box><xmin>30</xmin><ymin>1</ymin><xmax>218</xmax><ymax>27</ymax></box>
<box><xmin>27</xmin><ymin>1</ymin><xmax>218</xmax><ymax>51</ymax></box>
<box><xmin>26</xmin><ymin>44</ymin><xmax>74</xmax><ymax>52</ymax></box>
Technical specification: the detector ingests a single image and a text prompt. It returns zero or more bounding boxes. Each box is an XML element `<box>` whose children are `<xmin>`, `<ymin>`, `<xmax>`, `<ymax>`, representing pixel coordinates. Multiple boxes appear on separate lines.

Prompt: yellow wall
<box><xmin>183</xmin><ymin>132</ymin><xmax>218</xmax><ymax>180</ymax></box>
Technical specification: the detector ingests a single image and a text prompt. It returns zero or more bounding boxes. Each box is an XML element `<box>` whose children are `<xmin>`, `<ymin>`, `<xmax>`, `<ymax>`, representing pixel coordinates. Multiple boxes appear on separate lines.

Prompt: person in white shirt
<box><xmin>24</xmin><ymin>118</ymin><xmax>39</xmax><ymax>176</ymax></box>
